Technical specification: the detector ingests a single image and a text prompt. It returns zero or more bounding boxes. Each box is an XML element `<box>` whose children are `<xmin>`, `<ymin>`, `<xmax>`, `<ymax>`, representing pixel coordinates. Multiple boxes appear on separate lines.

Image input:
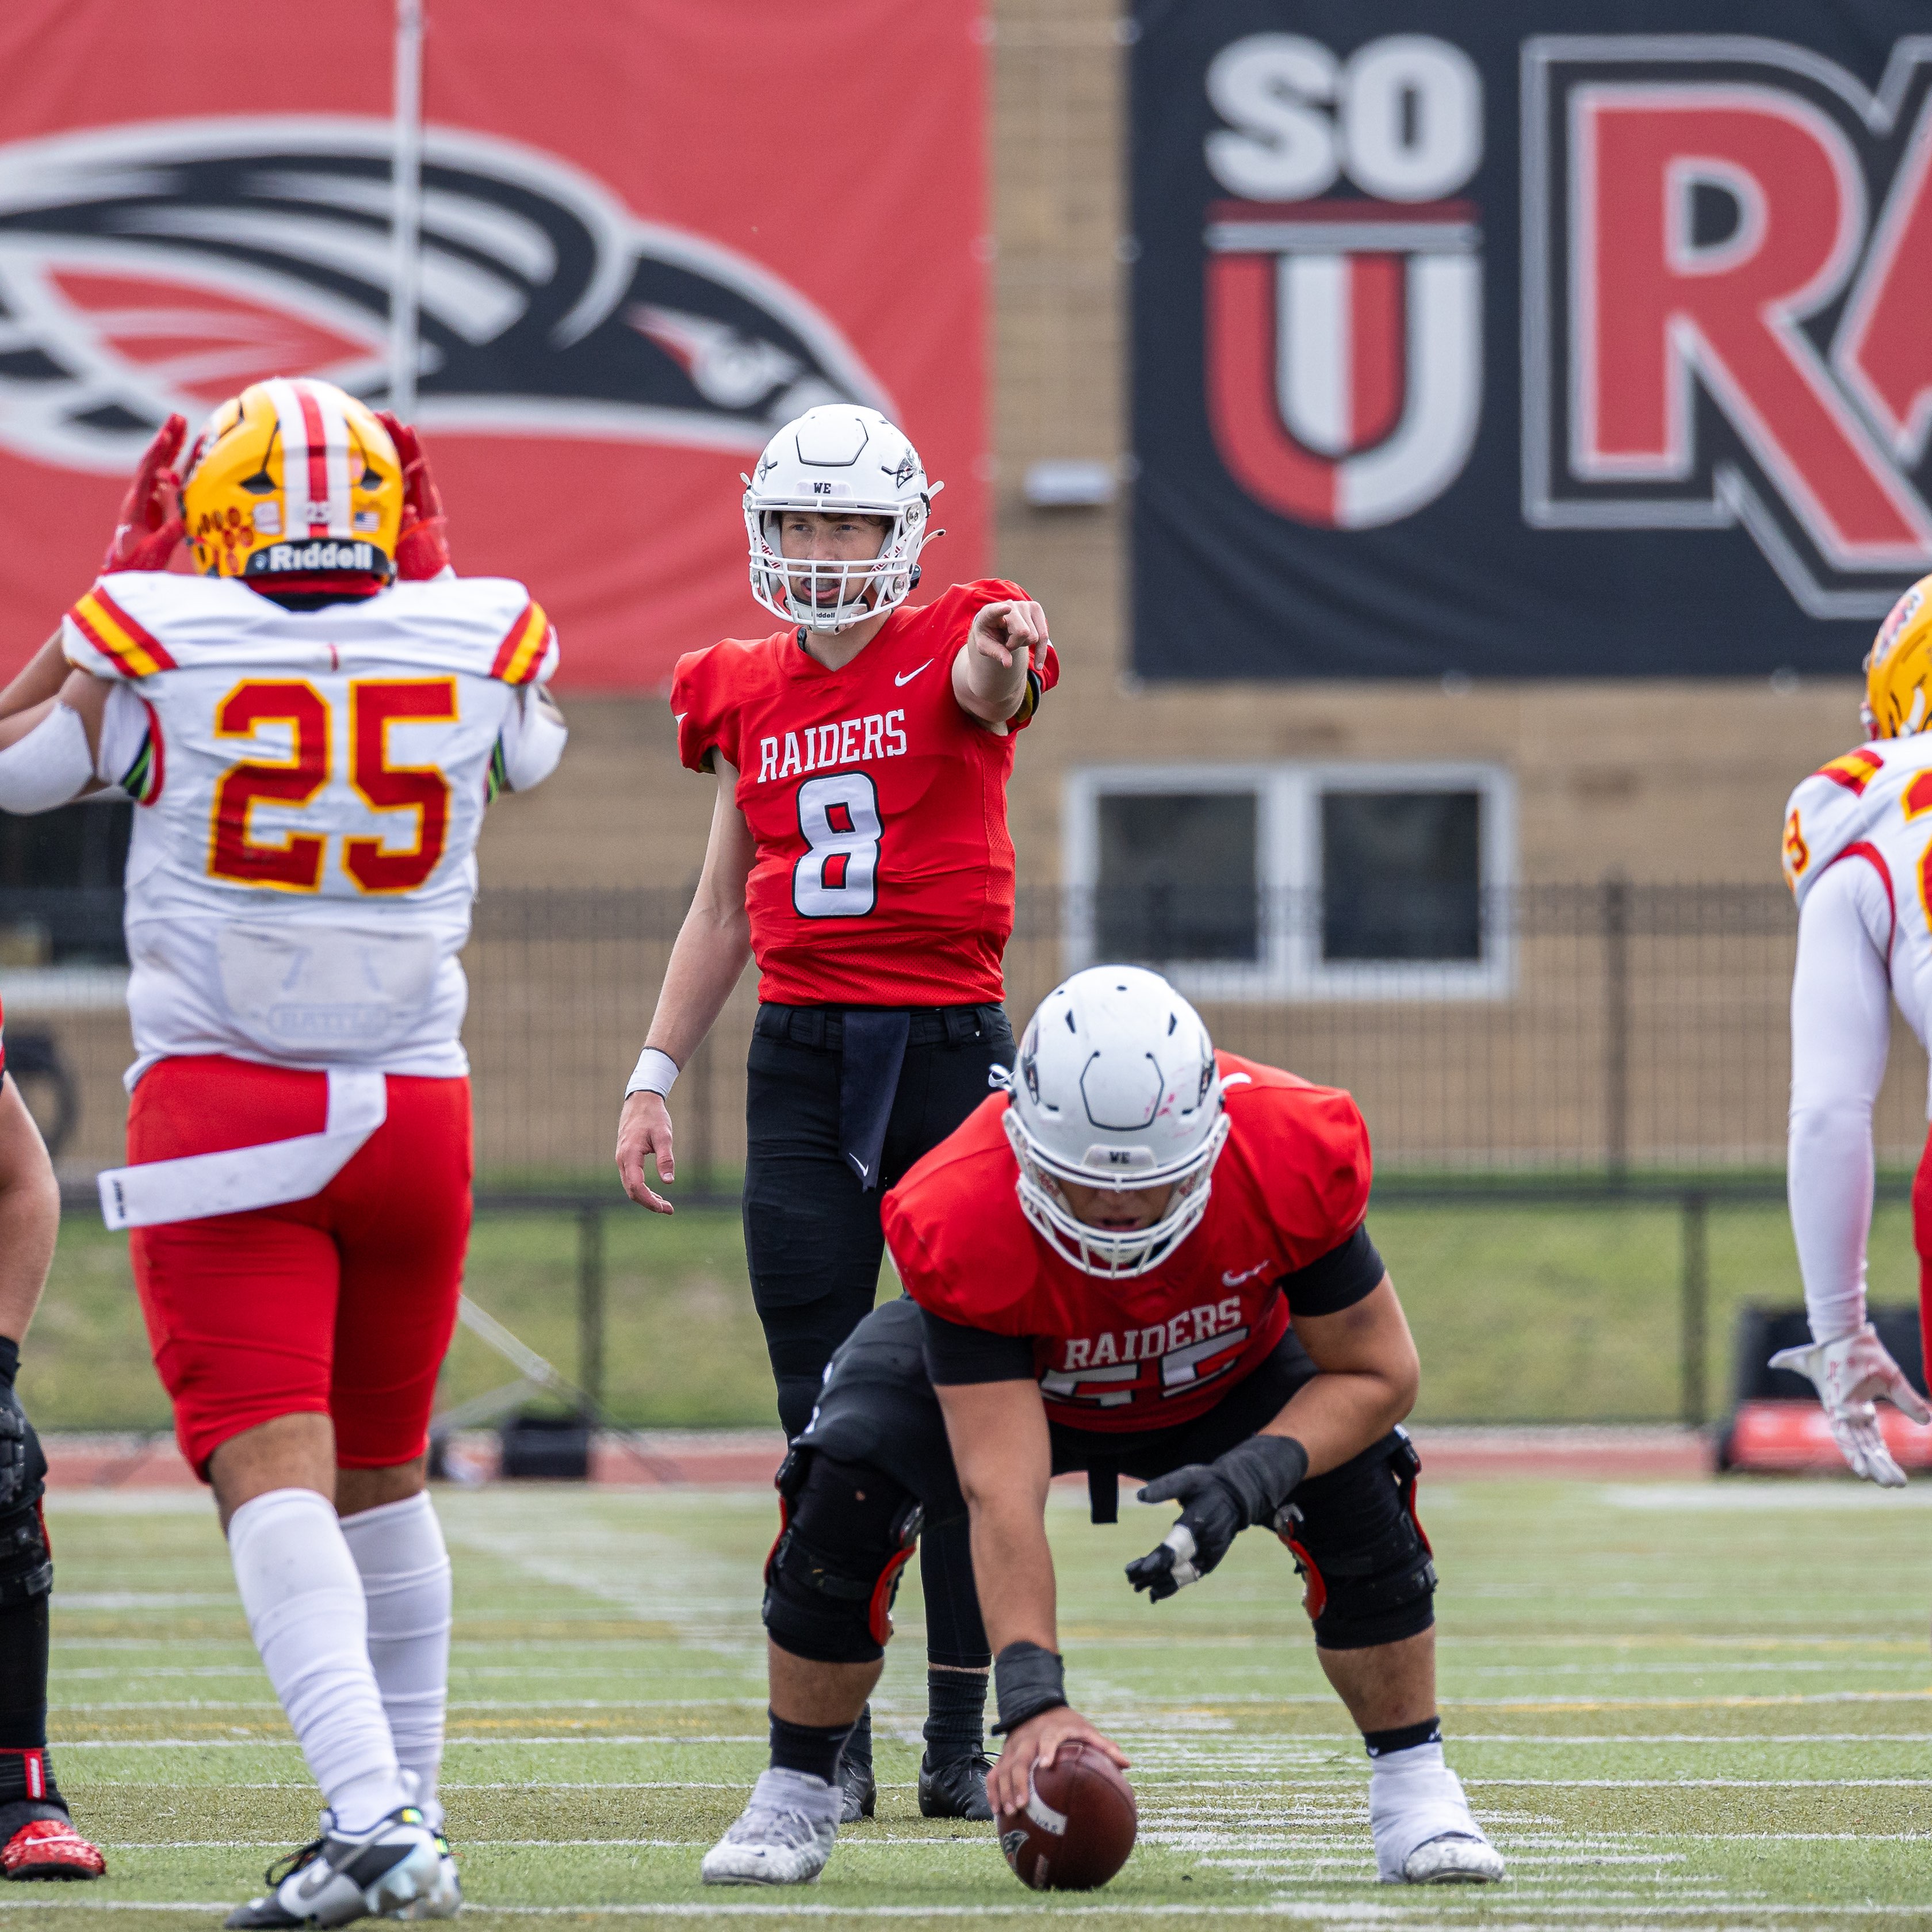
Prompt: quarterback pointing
<box><xmin>1777</xmin><ymin>576</ymin><xmax>1932</xmax><ymax>1478</ymax></box>
<box><xmin>702</xmin><ymin>967</ymin><xmax>1504</xmax><ymax>1888</ymax></box>
<box><xmin>0</xmin><ymin>379</ymin><xmax>567</xmax><ymax>1925</ymax></box>
<box><xmin>615</xmin><ymin>403</ymin><xmax>1057</xmax><ymax>1819</ymax></box>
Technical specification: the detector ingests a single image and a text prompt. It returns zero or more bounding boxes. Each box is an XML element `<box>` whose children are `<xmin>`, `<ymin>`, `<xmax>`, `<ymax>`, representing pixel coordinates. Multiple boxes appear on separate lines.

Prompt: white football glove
<box><xmin>1768</xmin><ymin>1323</ymin><xmax>1932</xmax><ymax>1487</ymax></box>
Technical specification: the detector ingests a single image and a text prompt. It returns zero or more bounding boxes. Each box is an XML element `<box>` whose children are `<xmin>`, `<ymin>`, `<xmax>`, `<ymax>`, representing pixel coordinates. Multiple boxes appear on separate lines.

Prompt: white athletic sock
<box><xmin>341</xmin><ymin>1491</ymin><xmax>453</xmax><ymax>1830</ymax></box>
<box><xmin>228</xmin><ymin>1487</ymin><xmax>409</xmax><ymax>1835</ymax></box>
<box><xmin>1371</xmin><ymin>1738</ymin><xmax>1447</xmax><ymax>1783</ymax></box>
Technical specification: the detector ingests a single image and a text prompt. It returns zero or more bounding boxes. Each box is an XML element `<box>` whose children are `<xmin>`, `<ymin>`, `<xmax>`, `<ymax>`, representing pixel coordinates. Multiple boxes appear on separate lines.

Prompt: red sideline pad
<box><xmin>1726</xmin><ymin>1399</ymin><xmax>1932</xmax><ymax>1472</ymax></box>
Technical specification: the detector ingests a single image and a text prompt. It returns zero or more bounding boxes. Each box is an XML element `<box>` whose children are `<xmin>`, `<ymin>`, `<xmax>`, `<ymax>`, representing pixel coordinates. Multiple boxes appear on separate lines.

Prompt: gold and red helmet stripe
<box><xmin>68</xmin><ymin>586</ymin><xmax>178</xmax><ymax>678</ymax></box>
<box><xmin>261</xmin><ymin>377</ymin><xmax>357</xmax><ymax>541</ymax></box>
<box><xmin>489</xmin><ymin>600</ymin><xmax>553</xmax><ymax>685</ymax></box>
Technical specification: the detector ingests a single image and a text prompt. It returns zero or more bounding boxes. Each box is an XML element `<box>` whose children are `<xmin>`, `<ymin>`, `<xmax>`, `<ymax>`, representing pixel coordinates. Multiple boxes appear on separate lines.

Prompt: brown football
<box><xmin>996</xmin><ymin>1741</ymin><xmax>1138</xmax><ymax>1891</ymax></box>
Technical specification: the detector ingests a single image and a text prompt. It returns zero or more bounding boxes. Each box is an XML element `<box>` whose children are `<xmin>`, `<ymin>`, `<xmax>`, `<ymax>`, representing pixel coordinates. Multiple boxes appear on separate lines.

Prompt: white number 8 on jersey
<box><xmin>793</xmin><ymin>772</ymin><xmax>881</xmax><ymax>917</ymax></box>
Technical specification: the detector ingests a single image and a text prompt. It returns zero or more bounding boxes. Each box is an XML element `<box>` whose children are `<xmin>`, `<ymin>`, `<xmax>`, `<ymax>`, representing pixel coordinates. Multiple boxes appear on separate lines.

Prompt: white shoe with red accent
<box><xmin>2</xmin><ymin>1816</ymin><xmax>107</xmax><ymax>1881</ymax></box>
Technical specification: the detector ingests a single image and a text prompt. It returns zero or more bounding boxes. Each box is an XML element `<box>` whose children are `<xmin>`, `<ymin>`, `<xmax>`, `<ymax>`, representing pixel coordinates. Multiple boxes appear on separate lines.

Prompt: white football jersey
<box><xmin>63</xmin><ymin>570</ymin><xmax>560</xmax><ymax>1085</ymax></box>
<box><xmin>1781</xmin><ymin>733</ymin><xmax>1932</xmax><ymax>1058</ymax></box>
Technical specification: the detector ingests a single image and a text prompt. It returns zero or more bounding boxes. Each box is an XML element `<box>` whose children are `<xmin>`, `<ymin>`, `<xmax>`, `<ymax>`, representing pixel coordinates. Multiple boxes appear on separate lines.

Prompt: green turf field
<box><xmin>12</xmin><ymin>1472</ymin><xmax>1932</xmax><ymax>1929</ymax></box>
<box><xmin>20</xmin><ymin>1193</ymin><xmax>1918</xmax><ymax>1431</ymax></box>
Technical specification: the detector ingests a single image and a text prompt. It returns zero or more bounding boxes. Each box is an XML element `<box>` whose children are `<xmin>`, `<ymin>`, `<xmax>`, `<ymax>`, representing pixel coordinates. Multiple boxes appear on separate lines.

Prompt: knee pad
<box><xmin>1281</xmin><ymin>1429</ymin><xmax>1435</xmax><ymax>1651</ymax></box>
<box><xmin>0</xmin><ymin>1420</ymin><xmax>50</xmax><ymax>1605</ymax></box>
<box><xmin>762</xmin><ymin>1449</ymin><xmax>923</xmax><ymax>1665</ymax></box>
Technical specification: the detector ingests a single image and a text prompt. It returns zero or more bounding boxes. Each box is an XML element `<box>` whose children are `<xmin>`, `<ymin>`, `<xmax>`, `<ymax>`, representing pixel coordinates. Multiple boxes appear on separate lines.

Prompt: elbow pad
<box><xmin>499</xmin><ymin>688</ymin><xmax>567</xmax><ymax>792</ymax></box>
<box><xmin>0</xmin><ymin>704</ymin><xmax>93</xmax><ymax>813</ymax></box>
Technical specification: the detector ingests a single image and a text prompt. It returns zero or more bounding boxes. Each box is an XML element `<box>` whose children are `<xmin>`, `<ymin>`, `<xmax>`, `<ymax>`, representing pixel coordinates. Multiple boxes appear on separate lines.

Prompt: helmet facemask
<box><xmin>1004</xmin><ymin>1105</ymin><xmax>1231</xmax><ymax>1280</ymax></box>
<box><xmin>747</xmin><ymin>499</ymin><xmax>928</xmax><ymax>633</ymax></box>
<box><xmin>1003</xmin><ymin>967</ymin><xmax>1230</xmax><ymax>1281</ymax></box>
<box><xmin>743</xmin><ymin>404</ymin><xmax>938</xmax><ymax>633</ymax></box>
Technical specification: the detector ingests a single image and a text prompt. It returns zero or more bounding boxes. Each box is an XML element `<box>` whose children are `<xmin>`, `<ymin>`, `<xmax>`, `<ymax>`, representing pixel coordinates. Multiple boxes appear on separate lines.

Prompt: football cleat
<box><xmin>700</xmin><ymin>1769</ymin><xmax>840</xmax><ymax>1887</ymax></box>
<box><xmin>1400</xmin><ymin>1833</ymin><xmax>1509</xmax><ymax>1884</ymax></box>
<box><xmin>2</xmin><ymin>1816</ymin><xmax>107</xmax><ymax>1881</ymax></box>
<box><xmin>225</xmin><ymin>1805</ymin><xmax>454</xmax><ymax>1927</ymax></box>
<box><xmin>1370</xmin><ymin>1763</ymin><xmax>1505</xmax><ymax>1885</ymax></box>
<box><xmin>418</xmin><ymin>1829</ymin><xmax>461</xmax><ymax>1920</ymax></box>
<box><xmin>916</xmin><ymin>1750</ymin><xmax>992</xmax><ymax>1822</ymax></box>
<box><xmin>837</xmin><ymin>1707</ymin><xmax>875</xmax><ymax>1823</ymax></box>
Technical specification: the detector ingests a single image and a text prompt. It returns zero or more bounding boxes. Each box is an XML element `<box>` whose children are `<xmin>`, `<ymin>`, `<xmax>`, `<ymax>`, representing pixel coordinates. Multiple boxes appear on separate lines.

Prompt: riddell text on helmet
<box><xmin>245</xmin><ymin>540</ymin><xmax>381</xmax><ymax>576</ymax></box>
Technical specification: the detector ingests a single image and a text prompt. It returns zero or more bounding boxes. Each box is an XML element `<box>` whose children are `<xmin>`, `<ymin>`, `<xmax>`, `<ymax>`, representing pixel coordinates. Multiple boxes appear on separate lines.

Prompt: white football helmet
<box><xmin>1004</xmin><ymin>966</ymin><xmax>1230</xmax><ymax>1279</ymax></box>
<box><xmin>743</xmin><ymin>404</ymin><xmax>940</xmax><ymax>632</ymax></box>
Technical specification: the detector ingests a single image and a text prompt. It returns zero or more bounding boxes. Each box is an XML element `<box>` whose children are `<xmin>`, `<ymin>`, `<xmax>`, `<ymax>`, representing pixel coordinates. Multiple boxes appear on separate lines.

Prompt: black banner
<box><xmin>1131</xmin><ymin>0</ymin><xmax>1932</xmax><ymax>678</ymax></box>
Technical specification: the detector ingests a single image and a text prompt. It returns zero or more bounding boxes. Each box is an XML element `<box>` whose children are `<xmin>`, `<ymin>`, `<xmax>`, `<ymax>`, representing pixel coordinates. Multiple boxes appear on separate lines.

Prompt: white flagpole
<box><xmin>388</xmin><ymin>0</ymin><xmax>424</xmax><ymax>415</ymax></box>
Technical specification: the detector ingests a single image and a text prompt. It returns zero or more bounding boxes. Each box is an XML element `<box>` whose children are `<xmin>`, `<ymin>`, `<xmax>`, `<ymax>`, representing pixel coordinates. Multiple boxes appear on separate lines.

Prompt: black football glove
<box><xmin>0</xmin><ymin>1341</ymin><xmax>26</xmax><ymax>1513</ymax></box>
<box><xmin>1126</xmin><ymin>1434</ymin><xmax>1308</xmax><ymax>1602</ymax></box>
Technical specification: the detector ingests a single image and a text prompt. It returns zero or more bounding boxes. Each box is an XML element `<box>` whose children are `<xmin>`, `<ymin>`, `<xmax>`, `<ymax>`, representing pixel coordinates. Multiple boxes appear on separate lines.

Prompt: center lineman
<box><xmin>614</xmin><ymin>403</ymin><xmax>1057</xmax><ymax>1820</ymax></box>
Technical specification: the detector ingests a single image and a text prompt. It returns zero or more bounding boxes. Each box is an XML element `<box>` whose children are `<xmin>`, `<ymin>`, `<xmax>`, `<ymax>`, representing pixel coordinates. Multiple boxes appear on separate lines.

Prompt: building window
<box><xmin>1095</xmin><ymin>788</ymin><xmax>1259</xmax><ymax>965</ymax></box>
<box><xmin>1064</xmin><ymin>763</ymin><xmax>1514</xmax><ymax>1000</ymax></box>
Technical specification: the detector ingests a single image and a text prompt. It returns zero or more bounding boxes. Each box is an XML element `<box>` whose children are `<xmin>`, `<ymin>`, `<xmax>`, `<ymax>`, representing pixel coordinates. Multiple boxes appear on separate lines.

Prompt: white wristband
<box><xmin>626</xmin><ymin>1047</ymin><xmax>679</xmax><ymax>1099</ymax></box>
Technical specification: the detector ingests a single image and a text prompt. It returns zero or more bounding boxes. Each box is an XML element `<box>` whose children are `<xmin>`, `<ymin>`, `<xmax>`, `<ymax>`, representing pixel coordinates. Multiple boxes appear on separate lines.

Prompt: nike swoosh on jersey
<box><xmin>894</xmin><ymin>658</ymin><xmax>935</xmax><ymax>686</ymax></box>
<box><xmin>1222</xmin><ymin>1262</ymin><xmax>1271</xmax><ymax>1287</ymax></box>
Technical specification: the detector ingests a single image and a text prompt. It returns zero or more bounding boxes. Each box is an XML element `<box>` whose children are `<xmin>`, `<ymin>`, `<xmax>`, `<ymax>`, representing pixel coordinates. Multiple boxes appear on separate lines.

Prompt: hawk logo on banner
<box><xmin>0</xmin><ymin>117</ymin><xmax>890</xmax><ymax>475</ymax></box>
<box><xmin>1200</xmin><ymin>34</ymin><xmax>1483</xmax><ymax>530</ymax></box>
<box><xmin>1526</xmin><ymin>38</ymin><xmax>1932</xmax><ymax>618</ymax></box>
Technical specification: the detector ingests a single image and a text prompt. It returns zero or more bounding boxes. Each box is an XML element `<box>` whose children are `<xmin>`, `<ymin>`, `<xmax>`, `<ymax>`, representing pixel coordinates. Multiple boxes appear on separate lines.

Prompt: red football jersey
<box><xmin>672</xmin><ymin>580</ymin><xmax>1058</xmax><ymax>1007</ymax></box>
<box><xmin>882</xmin><ymin>1053</ymin><xmax>1374</xmax><ymax>1431</ymax></box>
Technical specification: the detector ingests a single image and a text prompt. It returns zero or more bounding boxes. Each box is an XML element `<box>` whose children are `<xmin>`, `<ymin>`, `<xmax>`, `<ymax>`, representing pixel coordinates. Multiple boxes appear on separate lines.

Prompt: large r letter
<box><xmin>1573</xmin><ymin>84</ymin><xmax>1930</xmax><ymax>569</ymax></box>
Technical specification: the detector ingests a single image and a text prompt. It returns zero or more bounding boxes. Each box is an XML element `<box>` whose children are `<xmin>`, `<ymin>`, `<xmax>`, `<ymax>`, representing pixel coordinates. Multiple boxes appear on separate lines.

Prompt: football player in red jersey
<box><xmin>0</xmin><ymin>1001</ymin><xmax>107</xmax><ymax>1882</ymax></box>
<box><xmin>701</xmin><ymin>967</ymin><xmax>1504</xmax><ymax>1889</ymax></box>
<box><xmin>615</xmin><ymin>404</ymin><xmax>1058</xmax><ymax>1822</ymax></box>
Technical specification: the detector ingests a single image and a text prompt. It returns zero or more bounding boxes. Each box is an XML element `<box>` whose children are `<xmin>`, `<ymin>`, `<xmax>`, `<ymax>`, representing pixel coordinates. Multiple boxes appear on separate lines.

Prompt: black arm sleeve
<box><xmin>1282</xmin><ymin>1223</ymin><xmax>1386</xmax><ymax>1318</ymax></box>
<box><xmin>920</xmin><ymin>1307</ymin><xmax>1039</xmax><ymax>1386</ymax></box>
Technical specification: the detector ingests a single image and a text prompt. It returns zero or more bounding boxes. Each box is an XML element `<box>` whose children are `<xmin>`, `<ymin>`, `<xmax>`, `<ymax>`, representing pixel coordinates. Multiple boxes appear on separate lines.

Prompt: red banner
<box><xmin>0</xmin><ymin>1</ymin><xmax>988</xmax><ymax>690</ymax></box>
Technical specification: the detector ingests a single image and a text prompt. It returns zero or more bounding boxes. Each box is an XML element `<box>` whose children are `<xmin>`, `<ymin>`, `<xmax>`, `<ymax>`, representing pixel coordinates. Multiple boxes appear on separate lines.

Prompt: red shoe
<box><xmin>2</xmin><ymin>1818</ymin><xmax>106</xmax><ymax>1880</ymax></box>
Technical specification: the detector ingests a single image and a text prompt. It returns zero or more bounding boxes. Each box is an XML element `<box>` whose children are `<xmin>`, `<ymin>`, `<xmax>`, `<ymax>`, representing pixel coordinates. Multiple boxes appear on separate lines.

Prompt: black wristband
<box><xmin>0</xmin><ymin>1337</ymin><xmax>17</xmax><ymax>1386</ymax></box>
<box><xmin>992</xmin><ymin>1640</ymin><xmax>1067</xmax><ymax>1735</ymax></box>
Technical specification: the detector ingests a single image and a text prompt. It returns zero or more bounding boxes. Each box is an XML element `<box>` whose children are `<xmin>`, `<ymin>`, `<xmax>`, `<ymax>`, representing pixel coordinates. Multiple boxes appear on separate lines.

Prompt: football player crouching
<box><xmin>701</xmin><ymin>966</ymin><xmax>1504</xmax><ymax>1888</ymax></box>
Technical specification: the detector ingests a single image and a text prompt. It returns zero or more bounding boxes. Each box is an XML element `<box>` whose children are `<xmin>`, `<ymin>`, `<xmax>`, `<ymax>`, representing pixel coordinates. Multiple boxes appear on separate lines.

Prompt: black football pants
<box><xmin>742</xmin><ymin>999</ymin><xmax>1014</xmax><ymax>1670</ymax></box>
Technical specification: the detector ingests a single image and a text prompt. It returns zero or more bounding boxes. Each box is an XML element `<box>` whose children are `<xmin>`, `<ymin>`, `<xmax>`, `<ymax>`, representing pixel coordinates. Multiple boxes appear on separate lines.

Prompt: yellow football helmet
<box><xmin>1863</xmin><ymin>577</ymin><xmax>1932</xmax><ymax>739</ymax></box>
<box><xmin>182</xmin><ymin>378</ymin><xmax>402</xmax><ymax>584</ymax></box>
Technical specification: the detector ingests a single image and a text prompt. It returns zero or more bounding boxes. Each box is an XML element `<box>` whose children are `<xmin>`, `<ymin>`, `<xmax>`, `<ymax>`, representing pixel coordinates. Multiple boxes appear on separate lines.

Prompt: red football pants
<box><xmin>127</xmin><ymin>1057</ymin><xmax>473</xmax><ymax>1478</ymax></box>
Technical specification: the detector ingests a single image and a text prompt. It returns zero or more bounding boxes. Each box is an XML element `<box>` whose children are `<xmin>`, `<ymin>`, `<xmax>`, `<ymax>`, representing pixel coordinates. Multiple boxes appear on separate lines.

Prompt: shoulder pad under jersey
<box><xmin>671</xmin><ymin>633</ymin><xmax>780</xmax><ymax>776</ymax></box>
<box><xmin>63</xmin><ymin>574</ymin><xmax>256</xmax><ymax>679</ymax></box>
<box><xmin>64</xmin><ymin>573</ymin><xmax>556</xmax><ymax>687</ymax></box>
<box><xmin>365</xmin><ymin>578</ymin><xmax>557</xmax><ymax>684</ymax></box>
<box><xmin>1782</xmin><ymin>743</ymin><xmax>1923</xmax><ymax>907</ymax></box>
<box><xmin>1218</xmin><ymin>1054</ymin><xmax>1374</xmax><ymax>1265</ymax></box>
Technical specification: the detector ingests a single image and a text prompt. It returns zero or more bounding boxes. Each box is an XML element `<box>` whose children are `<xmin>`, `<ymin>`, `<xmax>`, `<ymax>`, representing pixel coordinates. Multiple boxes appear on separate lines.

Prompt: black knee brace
<box><xmin>1280</xmin><ymin>1429</ymin><xmax>1436</xmax><ymax>1651</ymax></box>
<box><xmin>0</xmin><ymin>1420</ymin><xmax>50</xmax><ymax>1606</ymax></box>
<box><xmin>762</xmin><ymin>1448</ymin><xmax>924</xmax><ymax>1665</ymax></box>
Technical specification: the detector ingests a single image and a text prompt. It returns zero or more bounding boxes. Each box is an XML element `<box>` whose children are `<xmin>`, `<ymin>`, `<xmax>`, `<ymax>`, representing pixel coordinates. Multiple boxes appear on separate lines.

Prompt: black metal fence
<box><xmin>13</xmin><ymin>881</ymin><xmax>1912</xmax><ymax>1432</ymax></box>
